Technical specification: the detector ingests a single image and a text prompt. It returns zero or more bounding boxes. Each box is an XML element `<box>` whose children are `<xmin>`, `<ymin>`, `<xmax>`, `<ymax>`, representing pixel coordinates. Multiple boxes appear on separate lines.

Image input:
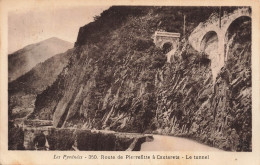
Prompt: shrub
<box><xmin>150</xmin><ymin>55</ymin><xmax>167</xmax><ymax>69</ymax></box>
<box><xmin>134</xmin><ymin>38</ymin><xmax>154</xmax><ymax>51</ymax></box>
<box><xmin>8</xmin><ymin>121</ymin><xmax>24</xmax><ymax>150</ymax></box>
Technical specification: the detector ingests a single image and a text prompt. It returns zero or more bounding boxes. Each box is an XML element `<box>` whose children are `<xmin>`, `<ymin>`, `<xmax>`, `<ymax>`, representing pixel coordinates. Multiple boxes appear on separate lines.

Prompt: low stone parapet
<box><xmin>22</xmin><ymin>127</ymin><xmax>153</xmax><ymax>151</ymax></box>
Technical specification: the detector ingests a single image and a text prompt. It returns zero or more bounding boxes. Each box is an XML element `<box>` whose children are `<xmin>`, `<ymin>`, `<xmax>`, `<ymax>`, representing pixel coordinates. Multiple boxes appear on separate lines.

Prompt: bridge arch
<box><xmin>200</xmin><ymin>31</ymin><xmax>221</xmax><ymax>81</ymax></box>
<box><xmin>224</xmin><ymin>16</ymin><xmax>251</xmax><ymax>61</ymax></box>
<box><xmin>200</xmin><ymin>31</ymin><xmax>219</xmax><ymax>54</ymax></box>
<box><xmin>189</xmin><ymin>7</ymin><xmax>251</xmax><ymax>82</ymax></box>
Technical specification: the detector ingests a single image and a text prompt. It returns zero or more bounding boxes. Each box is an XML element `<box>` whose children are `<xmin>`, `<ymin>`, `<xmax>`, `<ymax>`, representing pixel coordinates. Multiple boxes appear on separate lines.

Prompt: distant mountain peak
<box><xmin>8</xmin><ymin>37</ymin><xmax>74</xmax><ymax>82</ymax></box>
<box><xmin>43</xmin><ymin>37</ymin><xmax>70</xmax><ymax>42</ymax></box>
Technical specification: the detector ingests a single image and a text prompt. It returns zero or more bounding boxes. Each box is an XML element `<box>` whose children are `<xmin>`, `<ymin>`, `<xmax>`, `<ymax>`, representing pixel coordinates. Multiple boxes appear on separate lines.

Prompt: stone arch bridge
<box><xmin>188</xmin><ymin>7</ymin><xmax>251</xmax><ymax>80</ymax></box>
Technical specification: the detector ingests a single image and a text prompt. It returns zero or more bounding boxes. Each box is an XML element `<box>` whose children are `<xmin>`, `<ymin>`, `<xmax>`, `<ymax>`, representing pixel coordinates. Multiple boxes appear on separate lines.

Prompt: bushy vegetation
<box><xmin>47</xmin><ymin>129</ymin><xmax>75</xmax><ymax>150</ymax></box>
<box><xmin>8</xmin><ymin>121</ymin><xmax>24</xmax><ymax>150</ymax></box>
<box><xmin>76</xmin><ymin>130</ymin><xmax>116</xmax><ymax>151</ymax></box>
<box><xmin>76</xmin><ymin>6</ymin><xmax>227</xmax><ymax>47</ymax></box>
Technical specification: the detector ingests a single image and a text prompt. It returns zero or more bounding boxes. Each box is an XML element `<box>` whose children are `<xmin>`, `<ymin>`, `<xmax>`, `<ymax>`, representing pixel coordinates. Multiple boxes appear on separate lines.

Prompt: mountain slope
<box><xmin>9</xmin><ymin>48</ymin><xmax>74</xmax><ymax>119</ymax></box>
<box><xmin>8</xmin><ymin>37</ymin><xmax>73</xmax><ymax>82</ymax></box>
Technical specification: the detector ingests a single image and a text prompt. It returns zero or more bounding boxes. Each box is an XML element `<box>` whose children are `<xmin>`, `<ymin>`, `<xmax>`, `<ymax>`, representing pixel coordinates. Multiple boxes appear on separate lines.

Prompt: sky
<box><xmin>8</xmin><ymin>6</ymin><xmax>110</xmax><ymax>54</ymax></box>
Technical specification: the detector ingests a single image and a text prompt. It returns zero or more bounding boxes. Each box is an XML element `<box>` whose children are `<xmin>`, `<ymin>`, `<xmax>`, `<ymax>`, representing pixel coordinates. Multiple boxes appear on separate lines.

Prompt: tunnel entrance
<box><xmin>162</xmin><ymin>42</ymin><xmax>173</xmax><ymax>54</ymax></box>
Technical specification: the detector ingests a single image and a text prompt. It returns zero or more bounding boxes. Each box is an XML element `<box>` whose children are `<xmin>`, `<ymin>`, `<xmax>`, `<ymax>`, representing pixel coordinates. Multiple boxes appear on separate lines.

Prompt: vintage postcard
<box><xmin>0</xmin><ymin>0</ymin><xmax>260</xmax><ymax>164</ymax></box>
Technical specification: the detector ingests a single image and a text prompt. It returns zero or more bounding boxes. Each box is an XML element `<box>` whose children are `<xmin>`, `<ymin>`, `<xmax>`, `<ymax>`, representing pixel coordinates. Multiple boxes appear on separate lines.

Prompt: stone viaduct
<box><xmin>153</xmin><ymin>8</ymin><xmax>251</xmax><ymax>80</ymax></box>
<box><xmin>188</xmin><ymin>7</ymin><xmax>251</xmax><ymax>80</ymax></box>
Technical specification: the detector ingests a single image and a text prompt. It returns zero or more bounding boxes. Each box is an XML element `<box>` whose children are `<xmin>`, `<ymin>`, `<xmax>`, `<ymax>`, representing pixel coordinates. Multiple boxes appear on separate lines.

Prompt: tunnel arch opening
<box><xmin>200</xmin><ymin>31</ymin><xmax>219</xmax><ymax>54</ymax></box>
<box><xmin>200</xmin><ymin>31</ymin><xmax>220</xmax><ymax>81</ymax></box>
<box><xmin>162</xmin><ymin>42</ymin><xmax>173</xmax><ymax>54</ymax></box>
<box><xmin>224</xmin><ymin>16</ymin><xmax>251</xmax><ymax>61</ymax></box>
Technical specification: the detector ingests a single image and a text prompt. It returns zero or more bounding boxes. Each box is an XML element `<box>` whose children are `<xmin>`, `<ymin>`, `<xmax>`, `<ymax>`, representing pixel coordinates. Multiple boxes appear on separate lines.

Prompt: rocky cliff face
<box><xmin>29</xmin><ymin>6</ymin><xmax>251</xmax><ymax>151</ymax></box>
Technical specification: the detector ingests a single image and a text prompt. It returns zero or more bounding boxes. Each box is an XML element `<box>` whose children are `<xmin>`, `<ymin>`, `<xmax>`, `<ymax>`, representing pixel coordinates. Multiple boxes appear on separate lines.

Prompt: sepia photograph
<box><xmin>7</xmin><ymin>5</ymin><xmax>252</xmax><ymax>152</ymax></box>
<box><xmin>1</xmin><ymin>0</ymin><xmax>260</xmax><ymax>165</ymax></box>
